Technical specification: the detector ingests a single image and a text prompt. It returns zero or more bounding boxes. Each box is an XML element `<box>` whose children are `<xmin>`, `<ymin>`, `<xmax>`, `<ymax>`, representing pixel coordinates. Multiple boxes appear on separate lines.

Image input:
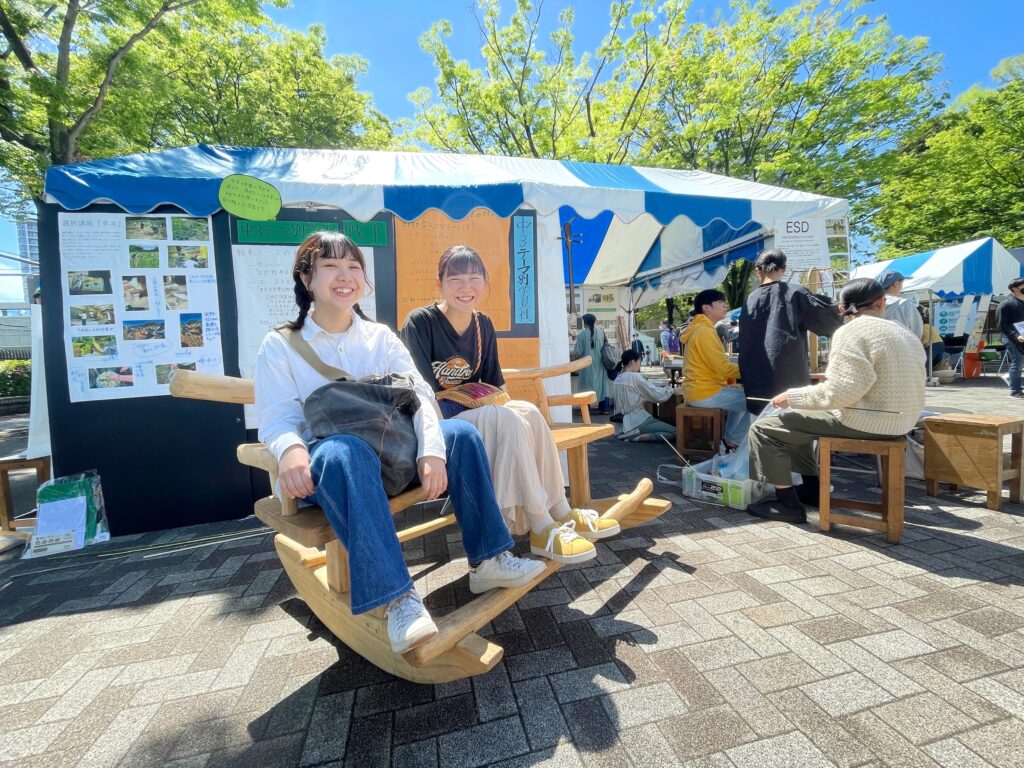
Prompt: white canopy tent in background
<box><xmin>851</xmin><ymin>237</ymin><xmax>1024</xmax><ymax>298</ymax></box>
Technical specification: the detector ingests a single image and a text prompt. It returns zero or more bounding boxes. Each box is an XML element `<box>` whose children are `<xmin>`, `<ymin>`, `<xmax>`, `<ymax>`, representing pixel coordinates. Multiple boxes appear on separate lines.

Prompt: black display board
<box><xmin>39</xmin><ymin>203</ymin><xmax>251</xmax><ymax>535</ymax></box>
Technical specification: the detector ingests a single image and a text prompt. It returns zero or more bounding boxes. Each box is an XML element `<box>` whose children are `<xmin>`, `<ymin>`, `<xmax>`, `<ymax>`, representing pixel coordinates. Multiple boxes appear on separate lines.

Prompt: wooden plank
<box><xmin>169</xmin><ymin>369</ymin><xmax>254</xmax><ymax>404</ymax></box>
<box><xmin>237</xmin><ymin>443</ymin><xmax>278</xmax><ymax>474</ymax></box>
<box><xmin>326</xmin><ymin>540</ymin><xmax>349</xmax><ymax>594</ymax></box>
<box><xmin>254</xmin><ymin>497</ymin><xmax>337</xmax><ymax>548</ymax></box>
<box><xmin>826</xmin><ymin>513</ymin><xmax>888</xmax><ymax>532</ymax></box>
<box><xmin>924</xmin><ymin>414</ymin><xmax>1024</xmax><ymax>429</ymax></box>
<box><xmin>502</xmin><ymin>357</ymin><xmax>590</xmax><ymax>381</ymax></box>
<box><xmin>405</xmin><ymin>559</ymin><xmax>561</xmax><ymax>667</ymax></box>
<box><xmin>549</xmin><ymin>424</ymin><xmax>614</xmax><ymax>451</ymax></box>
<box><xmin>566</xmin><ymin>444</ymin><xmax>590</xmax><ymax>508</ymax></box>
<box><xmin>396</xmin><ymin>514</ymin><xmax>457</xmax><ymax>543</ymax></box>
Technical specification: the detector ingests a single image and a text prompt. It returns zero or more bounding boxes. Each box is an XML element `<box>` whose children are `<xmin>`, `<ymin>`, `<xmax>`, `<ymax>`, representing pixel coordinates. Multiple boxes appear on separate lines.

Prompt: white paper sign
<box><xmin>59</xmin><ymin>213</ymin><xmax>225</xmax><ymax>402</ymax></box>
<box><xmin>231</xmin><ymin>243</ymin><xmax>378</xmax><ymax>380</ymax></box>
<box><xmin>774</xmin><ymin>218</ymin><xmax>830</xmax><ymax>274</ymax></box>
<box><xmin>33</xmin><ymin>496</ymin><xmax>87</xmax><ymax>551</ymax></box>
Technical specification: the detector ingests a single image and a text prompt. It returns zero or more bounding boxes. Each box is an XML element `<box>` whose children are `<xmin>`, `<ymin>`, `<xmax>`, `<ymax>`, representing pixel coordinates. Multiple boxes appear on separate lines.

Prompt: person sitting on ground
<box><xmin>879</xmin><ymin>270</ymin><xmax>924</xmax><ymax>337</ymax></box>
<box><xmin>402</xmin><ymin>245</ymin><xmax>618</xmax><ymax>565</ymax></box>
<box><xmin>745</xmin><ymin>278</ymin><xmax>925</xmax><ymax>525</ymax></box>
<box><xmin>680</xmin><ymin>289</ymin><xmax>752</xmax><ymax>451</ymax></box>
<box><xmin>255</xmin><ymin>232</ymin><xmax>546</xmax><ymax>656</ymax></box>
<box><xmin>738</xmin><ymin>248</ymin><xmax>843</xmax><ymax>414</ymax></box>
<box><xmin>612</xmin><ymin>350</ymin><xmax>677</xmax><ymax>442</ymax></box>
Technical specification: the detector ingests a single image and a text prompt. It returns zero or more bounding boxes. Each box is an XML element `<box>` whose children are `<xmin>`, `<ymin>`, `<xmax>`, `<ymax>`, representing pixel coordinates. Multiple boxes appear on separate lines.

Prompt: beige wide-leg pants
<box><xmin>454</xmin><ymin>400</ymin><xmax>571</xmax><ymax>535</ymax></box>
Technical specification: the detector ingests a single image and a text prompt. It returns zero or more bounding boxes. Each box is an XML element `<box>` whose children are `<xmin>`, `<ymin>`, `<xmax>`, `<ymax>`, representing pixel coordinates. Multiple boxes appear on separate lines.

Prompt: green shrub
<box><xmin>0</xmin><ymin>360</ymin><xmax>31</xmax><ymax>397</ymax></box>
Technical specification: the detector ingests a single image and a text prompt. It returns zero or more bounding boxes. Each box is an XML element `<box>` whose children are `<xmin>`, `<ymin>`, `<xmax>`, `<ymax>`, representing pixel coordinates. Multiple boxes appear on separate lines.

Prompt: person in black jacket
<box><xmin>738</xmin><ymin>249</ymin><xmax>843</xmax><ymax>413</ymax></box>
<box><xmin>995</xmin><ymin>277</ymin><xmax>1024</xmax><ymax>398</ymax></box>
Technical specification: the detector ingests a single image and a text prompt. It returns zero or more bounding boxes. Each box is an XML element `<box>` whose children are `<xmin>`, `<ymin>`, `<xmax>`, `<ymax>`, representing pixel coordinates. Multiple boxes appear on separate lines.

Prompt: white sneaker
<box><xmin>469</xmin><ymin>551</ymin><xmax>547</xmax><ymax>594</ymax></box>
<box><xmin>385</xmin><ymin>590</ymin><xmax>438</xmax><ymax>654</ymax></box>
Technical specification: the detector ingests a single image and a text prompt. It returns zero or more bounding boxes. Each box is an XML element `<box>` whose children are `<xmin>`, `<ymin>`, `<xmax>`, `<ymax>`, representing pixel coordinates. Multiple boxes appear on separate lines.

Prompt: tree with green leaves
<box><xmin>873</xmin><ymin>56</ymin><xmax>1024</xmax><ymax>256</ymax></box>
<box><xmin>0</xmin><ymin>1</ymin><xmax>389</xmax><ymax>213</ymax></box>
<box><xmin>408</xmin><ymin>0</ymin><xmax>942</xmax><ymax>232</ymax></box>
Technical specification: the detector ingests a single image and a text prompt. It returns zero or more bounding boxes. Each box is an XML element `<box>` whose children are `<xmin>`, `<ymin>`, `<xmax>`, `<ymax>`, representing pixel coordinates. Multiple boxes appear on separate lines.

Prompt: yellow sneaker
<box><xmin>561</xmin><ymin>508</ymin><xmax>621</xmax><ymax>540</ymax></box>
<box><xmin>529</xmin><ymin>522</ymin><xmax>596</xmax><ymax>564</ymax></box>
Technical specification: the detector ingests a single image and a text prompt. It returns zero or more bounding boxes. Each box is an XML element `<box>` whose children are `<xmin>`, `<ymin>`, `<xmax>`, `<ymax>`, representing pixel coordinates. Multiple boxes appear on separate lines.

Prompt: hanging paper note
<box><xmin>218</xmin><ymin>175</ymin><xmax>282</xmax><ymax>221</ymax></box>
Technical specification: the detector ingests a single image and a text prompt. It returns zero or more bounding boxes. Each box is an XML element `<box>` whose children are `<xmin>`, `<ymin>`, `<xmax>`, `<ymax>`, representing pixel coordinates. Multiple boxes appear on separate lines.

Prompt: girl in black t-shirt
<box><xmin>402</xmin><ymin>245</ymin><xmax>620</xmax><ymax>564</ymax></box>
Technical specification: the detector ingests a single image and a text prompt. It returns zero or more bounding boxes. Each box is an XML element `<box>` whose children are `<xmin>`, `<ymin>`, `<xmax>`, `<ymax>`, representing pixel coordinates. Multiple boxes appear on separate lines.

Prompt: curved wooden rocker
<box><xmin>170</xmin><ymin>358</ymin><xmax>670</xmax><ymax>682</ymax></box>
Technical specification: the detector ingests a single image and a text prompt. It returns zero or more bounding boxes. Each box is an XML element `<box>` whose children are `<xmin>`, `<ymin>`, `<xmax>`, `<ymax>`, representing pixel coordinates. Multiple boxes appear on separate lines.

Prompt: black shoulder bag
<box><xmin>277</xmin><ymin>326</ymin><xmax>421</xmax><ymax>497</ymax></box>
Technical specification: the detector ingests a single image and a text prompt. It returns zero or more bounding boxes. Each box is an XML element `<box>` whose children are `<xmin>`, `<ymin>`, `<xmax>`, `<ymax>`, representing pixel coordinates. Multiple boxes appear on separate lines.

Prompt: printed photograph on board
<box><xmin>180</xmin><ymin>313</ymin><xmax>203</xmax><ymax>347</ymax></box>
<box><xmin>155</xmin><ymin>362</ymin><xmax>196</xmax><ymax>385</ymax></box>
<box><xmin>826</xmin><ymin>219</ymin><xmax>848</xmax><ymax>237</ymax></box>
<box><xmin>122</xmin><ymin>319</ymin><xmax>166</xmax><ymax>341</ymax></box>
<box><xmin>171</xmin><ymin>217</ymin><xmax>210</xmax><ymax>241</ymax></box>
<box><xmin>125</xmin><ymin>216</ymin><xmax>167</xmax><ymax>240</ymax></box>
<box><xmin>128</xmin><ymin>244</ymin><xmax>160</xmax><ymax>268</ymax></box>
<box><xmin>168</xmin><ymin>245</ymin><xmax>208</xmax><ymax>268</ymax></box>
<box><xmin>72</xmin><ymin>335</ymin><xmax>118</xmax><ymax>358</ymax></box>
<box><xmin>88</xmin><ymin>367</ymin><xmax>134</xmax><ymax>389</ymax></box>
<box><xmin>122</xmin><ymin>275</ymin><xmax>150</xmax><ymax>311</ymax></box>
<box><xmin>68</xmin><ymin>271</ymin><xmax>112</xmax><ymax>295</ymax></box>
<box><xmin>163</xmin><ymin>276</ymin><xmax>189</xmax><ymax>310</ymax></box>
<box><xmin>827</xmin><ymin>236</ymin><xmax>849</xmax><ymax>255</ymax></box>
<box><xmin>69</xmin><ymin>304</ymin><xmax>115</xmax><ymax>326</ymax></box>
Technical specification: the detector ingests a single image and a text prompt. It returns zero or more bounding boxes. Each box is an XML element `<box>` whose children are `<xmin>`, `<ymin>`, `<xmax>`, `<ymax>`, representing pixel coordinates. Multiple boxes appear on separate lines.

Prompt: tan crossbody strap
<box><xmin>275</xmin><ymin>325</ymin><xmax>353</xmax><ymax>381</ymax></box>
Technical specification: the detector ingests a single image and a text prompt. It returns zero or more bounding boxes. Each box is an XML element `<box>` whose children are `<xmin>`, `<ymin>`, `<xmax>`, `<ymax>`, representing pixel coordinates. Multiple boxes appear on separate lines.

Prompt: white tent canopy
<box><xmin>852</xmin><ymin>237</ymin><xmax>1024</xmax><ymax>298</ymax></box>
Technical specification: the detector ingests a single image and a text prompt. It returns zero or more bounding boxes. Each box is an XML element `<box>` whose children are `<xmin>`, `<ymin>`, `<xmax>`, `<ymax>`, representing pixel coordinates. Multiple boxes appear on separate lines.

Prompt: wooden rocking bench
<box><xmin>170</xmin><ymin>357</ymin><xmax>670</xmax><ymax>683</ymax></box>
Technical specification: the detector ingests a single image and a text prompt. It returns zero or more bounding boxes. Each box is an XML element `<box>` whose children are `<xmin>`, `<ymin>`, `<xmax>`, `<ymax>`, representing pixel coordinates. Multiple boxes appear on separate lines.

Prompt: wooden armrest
<box><xmin>237</xmin><ymin>443</ymin><xmax>278</xmax><ymax>473</ymax></box>
<box><xmin>547</xmin><ymin>392</ymin><xmax>596</xmax><ymax>407</ymax></box>
<box><xmin>501</xmin><ymin>357</ymin><xmax>590</xmax><ymax>381</ymax></box>
<box><xmin>170</xmin><ymin>369</ymin><xmax>254</xmax><ymax>404</ymax></box>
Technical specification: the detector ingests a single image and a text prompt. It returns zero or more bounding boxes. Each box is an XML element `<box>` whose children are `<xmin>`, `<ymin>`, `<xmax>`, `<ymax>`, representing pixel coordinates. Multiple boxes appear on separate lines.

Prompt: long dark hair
<box><xmin>838</xmin><ymin>278</ymin><xmax>885</xmax><ymax>317</ymax></box>
<box><xmin>755</xmin><ymin>248</ymin><xmax>787</xmax><ymax>276</ymax></box>
<box><xmin>614</xmin><ymin>349</ymin><xmax>641</xmax><ymax>376</ymax></box>
<box><xmin>582</xmin><ymin>313</ymin><xmax>597</xmax><ymax>348</ymax></box>
<box><xmin>285</xmin><ymin>232</ymin><xmax>373</xmax><ymax>330</ymax></box>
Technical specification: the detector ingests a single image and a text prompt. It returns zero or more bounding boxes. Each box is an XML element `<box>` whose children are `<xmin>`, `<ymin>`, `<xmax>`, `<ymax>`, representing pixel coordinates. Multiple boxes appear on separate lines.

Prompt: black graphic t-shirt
<box><xmin>401</xmin><ymin>304</ymin><xmax>505</xmax><ymax>393</ymax></box>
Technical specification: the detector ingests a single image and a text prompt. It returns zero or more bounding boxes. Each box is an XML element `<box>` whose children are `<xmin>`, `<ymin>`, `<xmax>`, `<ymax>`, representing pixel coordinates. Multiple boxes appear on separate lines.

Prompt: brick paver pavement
<box><xmin>0</xmin><ymin>377</ymin><xmax>1022</xmax><ymax>767</ymax></box>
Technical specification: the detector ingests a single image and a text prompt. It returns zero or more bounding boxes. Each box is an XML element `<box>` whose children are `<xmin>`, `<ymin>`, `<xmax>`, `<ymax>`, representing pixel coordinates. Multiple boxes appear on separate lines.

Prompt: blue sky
<box><xmin>3</xmin><ymin>0</ymin><xmax>1022</xmax><ymax>257</ymax></box>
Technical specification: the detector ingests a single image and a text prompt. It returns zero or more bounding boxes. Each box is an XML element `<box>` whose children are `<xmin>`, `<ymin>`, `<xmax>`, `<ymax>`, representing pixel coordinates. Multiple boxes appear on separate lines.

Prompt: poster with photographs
<box><xmin>773</xmin><ymin>217</ymin><xmax>831</xmax><ymax>274</ymax></box>
<box><xmin>58</xmin><ymin>213</ymin><xmax>223</xmax><ymax>402</ymax></box>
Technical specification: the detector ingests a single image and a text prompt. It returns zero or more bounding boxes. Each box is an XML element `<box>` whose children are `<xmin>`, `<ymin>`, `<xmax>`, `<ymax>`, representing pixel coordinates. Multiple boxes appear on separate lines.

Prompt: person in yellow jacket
<box><xmin>681</xmin><ymin>289</ymin><xmax>752</xmax><ymax>450</ymax></box>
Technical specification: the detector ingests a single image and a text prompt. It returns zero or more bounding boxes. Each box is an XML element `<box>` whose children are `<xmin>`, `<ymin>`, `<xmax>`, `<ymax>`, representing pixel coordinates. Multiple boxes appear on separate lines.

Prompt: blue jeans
<box><xmin>307</xmin><ymin>419</ymin><xmax>514</xmax><ymax>614</ymax></box>
<box><xmin>1004</xmin><ymin>337</ymin><xmax>1024</xmax><ymax>394</ymax></box>
<box><xmin>689</xmin><ymin>386</ymin><xmax>752</xmax><ymax>445</ymax></box>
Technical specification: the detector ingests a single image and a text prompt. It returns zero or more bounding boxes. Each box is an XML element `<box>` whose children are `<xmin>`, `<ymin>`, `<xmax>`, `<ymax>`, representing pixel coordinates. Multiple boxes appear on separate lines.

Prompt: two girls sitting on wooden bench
<box><xmin>400</xmin><ymin>245</ymin><xmax>620</xmax><ymax>566</ymax></box>
<box><xmin>254</xmin><ymin>232</ymin><xmax>546</xmax><ymax>655</ymax></box>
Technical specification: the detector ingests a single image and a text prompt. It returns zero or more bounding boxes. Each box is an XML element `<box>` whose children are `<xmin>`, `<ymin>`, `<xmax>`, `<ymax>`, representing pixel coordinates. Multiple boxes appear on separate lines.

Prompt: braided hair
<box><xmin>285</xmin><ymin>231</ymin><xmax>374</xmax><ymax>330</ymax></box>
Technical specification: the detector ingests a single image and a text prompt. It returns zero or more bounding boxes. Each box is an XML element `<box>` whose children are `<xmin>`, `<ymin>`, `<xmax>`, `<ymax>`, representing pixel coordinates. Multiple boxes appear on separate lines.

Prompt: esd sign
<box><xmin>785</xmin><ymin>221</ymin><xmax>810</xmax><ymax>234</ymax></box>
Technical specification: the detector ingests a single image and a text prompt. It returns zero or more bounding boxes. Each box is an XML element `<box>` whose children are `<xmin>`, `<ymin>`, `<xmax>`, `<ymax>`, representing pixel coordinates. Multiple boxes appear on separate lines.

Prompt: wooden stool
<box><xmin>819</xmin><ymin>437</ymin><xmax>906</xmax><ymax>543</ymax></box>
<box><xmin>676</xmin><ymin>406</ymin><xmax>724</xmax><ymax>460</ymax></box>
<box><xmin>923</xmin><ymin>414</ymin><xmax>1023</xmax><ymax>511</ymax></box>
<box><xmin>0</xmin><ymin>456</ymin><xmax>50</xmax><ymax>537</ymax></box>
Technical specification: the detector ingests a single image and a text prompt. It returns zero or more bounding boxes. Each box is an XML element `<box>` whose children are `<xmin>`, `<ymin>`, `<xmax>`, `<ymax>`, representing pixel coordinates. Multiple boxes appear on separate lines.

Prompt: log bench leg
<box><xmin>567</xmin><ymin>444</ymin><xmax>592</xmax><ymax>509</ymax></box>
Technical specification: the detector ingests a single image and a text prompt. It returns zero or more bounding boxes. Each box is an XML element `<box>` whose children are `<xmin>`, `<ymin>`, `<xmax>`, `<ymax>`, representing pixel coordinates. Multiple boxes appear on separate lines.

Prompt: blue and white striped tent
<box><xmin>852</xmin><ymin>237</ymin><xmax>1024</xmax><ymax>298</ymax></box>
<box><xmin>46</xmin><ymin>144</ymin><xmax>846</xmax><ymax>302</ymax></box>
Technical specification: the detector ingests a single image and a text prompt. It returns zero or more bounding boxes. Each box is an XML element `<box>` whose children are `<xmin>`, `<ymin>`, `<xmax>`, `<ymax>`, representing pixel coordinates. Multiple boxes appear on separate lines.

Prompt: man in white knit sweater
<box><xmin>747</xmin><ymin>278</ymin><xmax>925</xmax><ymax>524</ymax></box>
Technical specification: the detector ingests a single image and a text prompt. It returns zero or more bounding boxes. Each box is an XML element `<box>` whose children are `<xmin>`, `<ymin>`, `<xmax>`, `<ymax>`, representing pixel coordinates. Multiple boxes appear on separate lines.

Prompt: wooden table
<box><xmin>644</xmin><ymin>391</ymin><xmax>686</xmax><ymax>427</ymax></box>
<box><xmin>923</xmin><ymin>414</ymin><xmax>1023</xmax><ymax>511</ymax></box>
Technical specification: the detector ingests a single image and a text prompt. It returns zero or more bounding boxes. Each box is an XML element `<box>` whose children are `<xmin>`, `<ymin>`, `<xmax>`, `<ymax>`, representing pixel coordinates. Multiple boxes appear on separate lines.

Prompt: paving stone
<box><xmin>705</xmin><ymin>667</ymin><xmax>792</xmax><ymax>738</ymax></box>
<box><xmin>839</xmin><ymin>710</ymin><xmax>942</xmax><ymax>768</ymax></box>
<box><xmin>852</xmin><ymin>629</ymin><xmax>937</xmax><ymax>662</ymax></box>
<box><xmin>437</xmin><ymin>716</ymin><xmax>529</xmax><ymax>768</ymax></box>
<box><xmin>353</xmin><ymin>679</ymin><xmax>434</xmax><ymax>717</ymax></box>
<box><xmin>618</xmin><ymin>722</ymin><xmax>680</xmax><ymax>768</ymax></box>
<box><xmin>392</xmin><ymin>739</ymin><xmax>439</xmax><ymax>768</ymax></box>
<box><xmin>800</xmin><ymin>672</ymin><xmax>893</xmax><ymax>717</ymax></box>
<box><xmin>299</xmin><ymin>690</ymin><xmax>353</xmax><ymax>766</ymax></box>
<box><xmin>953</xmin><ymin>606</ymin><xmax>1024</xmax><ymax>637</ymax></box>
<box><xmin>600</xmin><ymin>681</ymin><xmax>687</xmax><ymax>728</ymax></box>
<box><xmin>766</xmin><ymin>688</ymin><xmax>875</xmax><ymax>768</ymax></box>
<box><xmin>897</xmin><ymin>591</ymin><xmax>986</xmax><ymax>622</ymax></box>
<box><xmin>965</xmin><ymin>677</ymin><xmax>1024</xmax><ymax>718</ymax></box>
<box><xmin>680</xmin><ymin>636</ymin><xmax>760</xmax><ymax>671</ymax></box>
<box><xmin>394</xmin><ymin>694</ymin><xmax>477</xmax><ymax>745</ymax></box>
<box><xmin>726</xmin><ymin>731</ymin><xmax>835</xmax><ymax>768</ymax></box>
<box><xmin>548</xmin><ymin>662</ymin><xmax>631</xmax><ymax>703</ymax></box>
<box><xmin>343</xmin><ymin>711</ymin><xmax>391</xmax><ymax>768</ymax></box>
<box><xmin>512</xmin><ymin>677</ymin><xmax>568</xmax><ymax>750</ymax></box>
<box><xmin>918</xmin><ymin>646</ymin><xmax>1009</xmax><ymax>683</ymax></box>
<box><xmin>505</xmin><ymin>646</ymin><xmax>577</xmax><ymax>682</ymax></box>
<box><xmin>921</xmin><ymin>738</ymin><xmax>994</xmax><ymax>768</ymax></box>
<box><xmin>489</xmin><ymin>742</ymin><xmax>584</xmax><ymax>768</ymax></box>
<box><xmin>795</xmin><ymin>616</ymin><xmax>873</xmax><ymax>645</ymax></box>
<box><xmin>872</xmin><ymin>692</ymin><xmax>978</xmax><ymax>745</ymax></box>
<box><xmin>657</xmin><ymin>704</ymin><xmax>755</xmax><ymax>760</ymax></box>
<box><xmin>734</xmin><ymin>652</ymin><xmax>823</xmax><ymax>694</ymax></box>
<box><xmin>559</xmin><ymin>697</ymin><xmax>630</xmax><ymax>767</ymax></box>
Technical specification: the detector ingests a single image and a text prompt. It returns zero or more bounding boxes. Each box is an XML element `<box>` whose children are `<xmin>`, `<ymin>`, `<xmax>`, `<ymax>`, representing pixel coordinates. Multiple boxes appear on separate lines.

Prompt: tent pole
<box><xmin>927</xmin><ymin>290</ymin><xmax>934</xmax><ymax>381</ymax></box>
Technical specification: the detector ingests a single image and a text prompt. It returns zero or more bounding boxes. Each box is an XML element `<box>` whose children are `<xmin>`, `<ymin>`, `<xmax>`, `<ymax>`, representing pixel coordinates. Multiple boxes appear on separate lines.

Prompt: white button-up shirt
<box><xmin>254</xmin><ymin>313</ymin><xmax>446</xmax><ymax>465</ymax></box>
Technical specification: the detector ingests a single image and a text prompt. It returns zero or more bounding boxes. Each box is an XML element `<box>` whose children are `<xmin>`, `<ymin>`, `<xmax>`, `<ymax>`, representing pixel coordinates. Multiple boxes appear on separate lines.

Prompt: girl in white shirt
<box><xmin>254</xmin><ymin>232</ymin><xmax>544</xmax><ymax>655</ymax></box>
<box><xmin>612</xmin><ymin>350</ymin><xmax>677</xmax><ymax>441</ymax></box>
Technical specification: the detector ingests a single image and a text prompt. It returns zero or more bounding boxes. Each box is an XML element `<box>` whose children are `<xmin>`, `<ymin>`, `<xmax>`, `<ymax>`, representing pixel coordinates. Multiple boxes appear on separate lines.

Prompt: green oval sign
<box><xmin>218</xmin><ymin>174</ymin><xmax>282</xmax><ymax>221</ymax></box>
